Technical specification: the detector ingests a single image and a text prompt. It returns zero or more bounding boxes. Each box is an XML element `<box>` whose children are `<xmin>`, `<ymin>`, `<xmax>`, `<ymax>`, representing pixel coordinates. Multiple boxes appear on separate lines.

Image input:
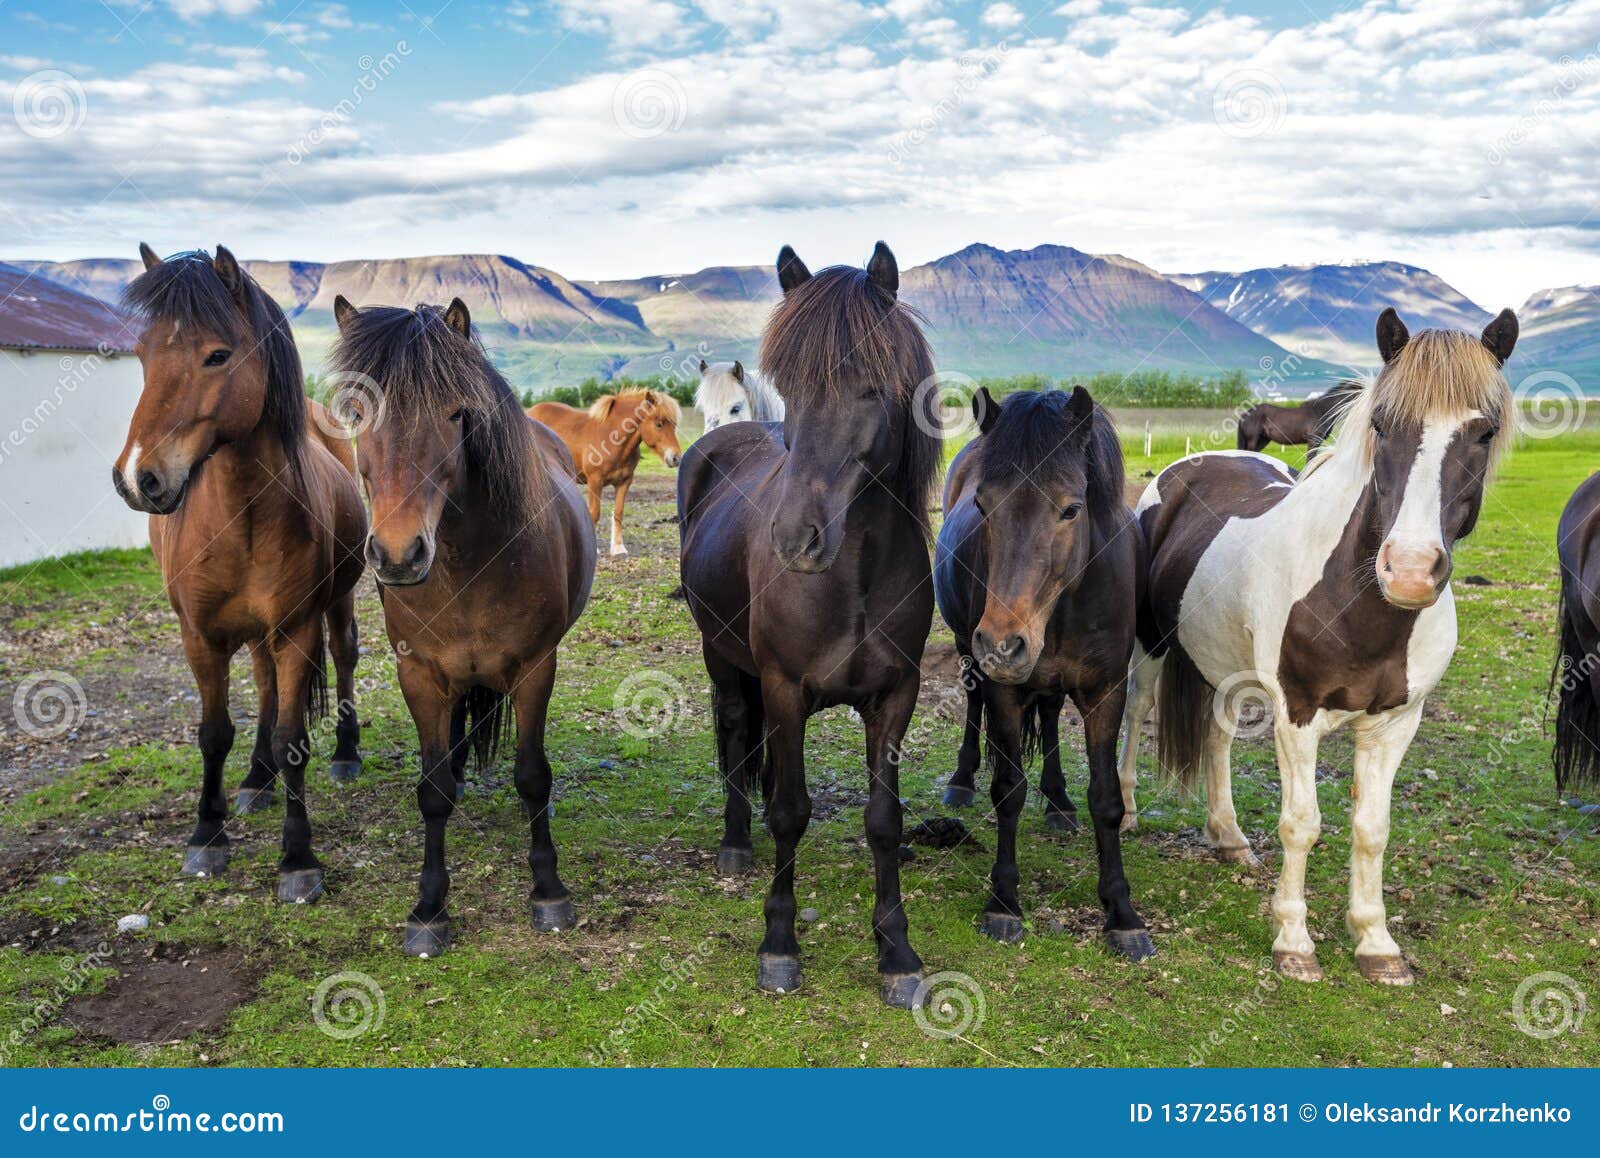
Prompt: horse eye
<box><xmin>448</xmin><ymin>408</ymin><xmax>465</xmax><ymax>424</ymax></box>
<box><xmin>730</xmin><ymin>404</ymin><xmax>743</xmax><ymax>415</ymax></box>
<box><xmin>1478</xmin><ymin>426</ymin><xmax>1498</xmax><ymax>445</ymax></box>
<box><xmin>1060</xmin><ymin>503</ymin><xmax>1083</xmax><ymax>522</ymax></box>
<box><xmin>203</xmin><ymin>349</ymin><xmax>231</xmax><ymax>367</ymax></box>
<box><xmin>1371</xmin><ymin>419</ymin><xmax>1385</xmax><ymax>439</ymax></box>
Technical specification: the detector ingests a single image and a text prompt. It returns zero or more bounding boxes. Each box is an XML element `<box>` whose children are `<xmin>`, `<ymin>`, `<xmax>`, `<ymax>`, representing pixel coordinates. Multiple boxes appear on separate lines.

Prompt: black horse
<box><xmin>677</xmin><ymin>242</ymin><xmax>941</xmax><ymax>1008</ymax></box>
<box><xmin>933</xmin><ymin>387</ymin><xmax>1154</xmax><ymax>959</ymax></box>
<box><xmin>1553</xmin><ymin>470</ymin><xmax>1600</xmax><ymax>801</ymax></box>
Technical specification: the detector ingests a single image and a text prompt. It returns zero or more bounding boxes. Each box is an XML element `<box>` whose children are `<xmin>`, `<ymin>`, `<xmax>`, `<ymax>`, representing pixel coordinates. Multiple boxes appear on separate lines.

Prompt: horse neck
<box><xmin>603</xmin><ymin>409</ymin><xmax>644</xmax><ymax>461</ymax></box>
<box><xmin>1280</xmin><ymin>446</ymin><xmax>1401</xmax><ymax>618</ymax></box>
<box><xmin>203</xmin><ymin>410</ymin><xmax>298</xmax><ymax>514</ymax></box>
<box><xmin>436</xmin><ymin>470</ymin><xmax>531</xmax><ymax>567</ymax></box>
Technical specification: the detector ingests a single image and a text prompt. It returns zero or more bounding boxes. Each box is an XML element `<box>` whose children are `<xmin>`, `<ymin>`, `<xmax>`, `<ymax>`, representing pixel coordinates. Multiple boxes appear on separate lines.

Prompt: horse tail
<box><xmin>1551</xmin><ymin>577</ymin><xmax>1600</xmax><ymax>793</ymax></box>
<box><xmin>1019</xmin><ymin>699</ymin><xmax>1043</xmax><ymax>768</ymax></box>
<box><xmin>1155</xmin><ymin>642</ymin><xmax>1209</xmax><ymax>793</ymax></box>
<box><xmin>464</xmin><ymin>685</ymin><xmax>513</xmax><ymax>771</ymax></box>
<box><xmin>305</xmin><ymin>625</ymin><xmax>330</xmax><ymax>726</ymax></box>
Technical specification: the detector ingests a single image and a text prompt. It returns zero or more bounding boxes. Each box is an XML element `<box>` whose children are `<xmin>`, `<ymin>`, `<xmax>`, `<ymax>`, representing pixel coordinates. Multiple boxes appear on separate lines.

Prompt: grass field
<box><xmin>0</xmin><ymin>411</ymin><xmax>1595</xmax><ymax>1068</ymax></box>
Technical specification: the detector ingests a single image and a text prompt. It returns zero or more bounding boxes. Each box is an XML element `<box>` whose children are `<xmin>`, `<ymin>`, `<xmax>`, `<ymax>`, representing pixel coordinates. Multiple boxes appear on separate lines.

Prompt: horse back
<box><xmin>305</xmin><ymin>398</ymin><xmax>358</xmax><ymax>479</ymax></box>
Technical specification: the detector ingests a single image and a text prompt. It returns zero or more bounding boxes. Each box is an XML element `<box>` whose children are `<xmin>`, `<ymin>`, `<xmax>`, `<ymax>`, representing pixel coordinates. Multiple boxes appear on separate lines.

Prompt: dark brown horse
<box><xmin>1552</xmin><ymin>470</ymin><xmax>1600</xmax><ymax>798</ymax></box>
<box><xmin>933</xmin><ymin>386</ymin><xmax>1153</xmax><ymax>959</ymax></box>
<box><xmin>330</xmin><ymin>295</ymin><xmax>595</xmax><ymax>954</ymax></box>
<box><xmin>1236</xmin><ymin>380</ymin><xmax>1363</xmax><ymax>452</ymax></box>
<box><xmin>677</xmin><ymin>243</ymin><xmax>941</xmax><ymax>1008</ymax></box>
<box><xmin>114</xmin><ymin>245</ymin><xmax>367</xmax><ymax>902</ymax></box>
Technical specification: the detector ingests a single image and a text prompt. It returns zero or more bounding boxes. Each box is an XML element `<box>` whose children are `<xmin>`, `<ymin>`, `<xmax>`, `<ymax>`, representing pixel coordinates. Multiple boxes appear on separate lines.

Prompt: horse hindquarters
<box><xmin>1553</xmin><ymin>571</ymin><xmax>1600</xmax><ymax>794</ymax></box>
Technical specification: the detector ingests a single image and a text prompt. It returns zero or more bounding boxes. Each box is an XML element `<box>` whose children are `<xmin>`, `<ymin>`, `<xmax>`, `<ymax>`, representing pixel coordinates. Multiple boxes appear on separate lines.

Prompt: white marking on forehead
<box><xmin>1386</xmin><ymin>416</ymin><xmax>1459</xmax><ymax>551</ymax></box>
<box><xmin>166</xmin><ymin>318</ymin><xmax>182</xmax><ymax>346</ymax></box>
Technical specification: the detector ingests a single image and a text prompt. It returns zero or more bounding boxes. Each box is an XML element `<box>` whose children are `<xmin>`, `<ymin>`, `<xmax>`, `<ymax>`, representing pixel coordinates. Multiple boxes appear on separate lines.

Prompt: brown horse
<box><xmin>1552</xmin><ymin>470</ymin><xmax>1600</xmax><ymax>799</ymax></box>
<box><xmin>330</xmin><ymin>295</ymin><xmax>595</xmax><ymax>955</ymax></box>
<box><xmin>1236</xmin><ymin>380</ymin><xmax>1363</xmax><ymax>453</ymax></box>
<box><xmin>529</xmin><ymin>390</ymin><xmax>682</xmax><ymax>557</ymax></box>
<box><xmin>678</xmin><ymin>242</ymin><xmax>941</xmax><ymax>1008</ymax></box>
<box><xmin>113</xmin><ymin>245</ymin><xmax>367</xmax><ymax>903</ymax></box>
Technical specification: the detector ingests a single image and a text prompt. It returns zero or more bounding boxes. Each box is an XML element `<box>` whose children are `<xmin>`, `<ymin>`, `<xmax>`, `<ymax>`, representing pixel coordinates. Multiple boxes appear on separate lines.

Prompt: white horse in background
<box><xmin>695</xmin><ymin>360</ymin><xmax>784</xmax><ymax>433</ymax></box>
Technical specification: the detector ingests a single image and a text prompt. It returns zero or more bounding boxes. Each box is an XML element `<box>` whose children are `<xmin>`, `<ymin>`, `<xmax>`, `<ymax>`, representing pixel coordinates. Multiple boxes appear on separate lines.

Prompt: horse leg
<box><xmin>1075</xmin><ymin>680</ymin><xmax>1154</xmax><ymax>960</ymax></box>
<box><xmin>1037</xmin><ymin>693</ymin><xmax>1079</xmax><ymax>832</ymax></box>
<box><xmin>449</xmin><ymin>696</ymin><xmax>469</xmax><ymax>804</ymax></box>
<box><xmin>397</xmin><ymin>659</ymin><xmax>455</xmax><ymax>954</ymax></box>
<box><xmin>942</xmin><ymin>671</ymin><xmax>982</xmax><ymax>807</ymax></box>
<box><xmin>271</xmin><ymin>620</ymin><xmax>326</xmax><ymax>904</ymax></box>
<box><xmin>609</xmin><ymin>476</ymin><xmax>632</xmax><ymax>557</ymax></box>
<box><xmin>1348</xmin><ymin>709</ymin><xmax>1420</xmax><ymax>986</ymax></box>
<box><xmin>512</xmin><ymin>654</ymin><xmax>575</xmax><ymax>932</ymax></box>
<box><xmin>1203</xmin><ymin>714</ymin><xmax>1259</xmax><ymax>866</ymax></box>
<box><xmin>181</xmin><ymin>636</ymin><xmax>234</xmax><ymax>876</ymax></box>
<box><xmin>586</xmin><ymin>479</ymin><xmax>603</xmax><ymax>539</ymax></box>
<box><xmin>978</xmin><ymin>684</ymin><xmax>1028</xmax><ymax>945</ymax></box>
<box><xmin>1117</xmin><ymin>643</ymin><xmax>1160</xmax><ymax>832</ymax></box>
<box><xmin>861</xmin><ymin>679</ymin><xmax>925</xmax><ymax>1006</ymax></box>
<box><xmin>1271</xmin><ymin>722</ymin><xmax>1323</xmax><ymax>980</ymax></box>
<box><xmin>706</xmin><ymin>647</ymin><xmax>760</xmax><ymax>874</ymax></box>
<box><xmin>325</xmin><ymin>593</ymin><xmax>361</xmax><ymax>784</ymax></box>
<box><xmin>236</xmin><ymin>642</ymin><xmax>277</xmax><ymax>815</ymax></box>
<box><xmin>755</xmin><ymin>678</ymin><xmax>810</xmax><ymax>996</ymax></box>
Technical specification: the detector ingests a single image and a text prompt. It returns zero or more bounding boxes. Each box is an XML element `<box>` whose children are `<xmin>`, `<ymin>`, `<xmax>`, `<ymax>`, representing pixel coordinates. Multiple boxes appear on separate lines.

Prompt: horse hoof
<box><xmin>181</xmin><ymin>844</ymin><xmax>229</xmax><ymax>877</ymax></box>
<box><xmin>610</xmin><ymin>546</ymin><xmax>629</xmax><ymax>557</ymax></box>
<box><xmin>456</xmin><ymin>780</ymin><xmax>466</xmax><ymax>804</ymax></box>
<box><xmin>531</xmin><ymin>897</ymin><xmax>575</xmax><ymax>932</ymax></box>
<box><xmin>979</xmin><ymin>912</ymin><xmax>1024</xmax><ymax>943</ymax></box>
<box><xmin>1357</xmin><ymin>954</ymin><xmax>1415</xmax><ymax>986</ymax></box>
<box><xmin>1119</xmin><ymin>813</ymin><xmax>1138</xmax><ymax>833</ymax></box>
<box><xmin>403</xmin><ymin>919</ymin><xmax>452</xmax><ymax>958</ymax></box>
<box><xmin>1216</xmin><ymin>845</ymin><xmax>1263</xmax><ymax>869</ymax></box>
<box><xmin>880</xmin><ymin>972</ymin><xmax>925</xmax><ymax>1009</ymax></box>
<box><xmin>942</xmin><ymin>784</ymin><xmax>976</xmax><ymax>807</ymax></box>
<box><xmin>329</xmin><ymin>760</ymin><xmax>360</xmax><ymax>784</ymax></box>
<box><xmin>757</xmin><ymin>953</ymin><xmax>802</xmax><ymax>995</ymax></box>
<box><xmin>1045</xmin><ymin>810</ymin><xmax>1080</xmax><ymax>833</ymax></box>
<box><xmin>277</xmin><ymin>867</ymin><xmax>324</xmax><ymax>904</ymax></box>
<box><xmin>716</xmin><ymin>846</ymin><xmax>754</xmax><ymax>875</ymax></box>
<box><xmin>235</xmin><ymin>787</ymin><xmax>275</xmax><ymax>815</ymax></box>
<box><xmin>1273</xmin><ymin>949</ymin><xmax>1323</xmax><ymax>982</ymax></box>
<box><xmin>1105</xmin><ymin>927</ymin><xmax>1157</xmax><ymax>962</ymax></box>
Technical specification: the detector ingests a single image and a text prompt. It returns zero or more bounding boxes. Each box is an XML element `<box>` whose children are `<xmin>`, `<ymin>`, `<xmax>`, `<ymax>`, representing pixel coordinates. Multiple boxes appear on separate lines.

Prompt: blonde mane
<box><xmin>588</xmin><ymin>388</ymin><xmax>683</xmax><ymax>424</ymax></box>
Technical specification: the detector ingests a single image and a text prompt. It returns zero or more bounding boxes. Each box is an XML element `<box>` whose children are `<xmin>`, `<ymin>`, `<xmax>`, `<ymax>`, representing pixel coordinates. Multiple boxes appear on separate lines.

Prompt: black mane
<box><xmin>978</xmin><ymin>389</ymin><xmax>1127</xmax><ymax>533</ymax></box>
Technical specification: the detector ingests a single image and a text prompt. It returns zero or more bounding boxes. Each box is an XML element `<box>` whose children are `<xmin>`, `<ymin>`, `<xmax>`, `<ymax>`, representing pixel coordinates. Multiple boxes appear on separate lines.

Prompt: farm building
<box><xmin>0</xmin><ymin>262</ymin><xmax>146</xmax><ymax>568</ymax></box>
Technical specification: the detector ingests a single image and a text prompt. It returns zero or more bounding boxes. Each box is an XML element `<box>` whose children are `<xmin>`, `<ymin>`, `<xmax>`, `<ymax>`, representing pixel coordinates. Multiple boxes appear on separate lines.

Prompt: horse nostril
<box><xmin>406</xmin><ymin>536</ymin><xmax>427</xmax><ymax>566</ymax></box>
<box><xmin>999</xmin><ymin>634</ymin><xmax>1025</xmax><ymax>657</ymax></box>
<box><xmin>137</xmin><ymin>470</ymin><xmax>161</xmax><ymax>498</ymax></box>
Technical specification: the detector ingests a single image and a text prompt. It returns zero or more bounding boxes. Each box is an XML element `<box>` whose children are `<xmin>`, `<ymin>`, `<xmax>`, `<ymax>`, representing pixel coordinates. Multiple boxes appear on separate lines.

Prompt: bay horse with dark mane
<box><xmin>331</xmin><ymin>295</ymin><xmax>595</xmax><ymax>955</ymax></box>
<box><xmin>1122</xmin><ymin>307</ymin><xmax>1518</xmax><ymax>984</ymax></box>
<box><xmin>934</xmin><ymin>386</ymin><xmax>1153</xmax><ymax>959</ymax></box>
<box><xmin>678</xmin><ymin>242</ymin><xmax>940</xmax><ymax>1007</ymax></box>
<box><xmin>1236</xmin><ymin>380</ymin><xmax>1363</xmax><ymax>453</ymax></box>
<box><xmin>113</xmin><ymin>244</ymin><xmax>366</xmax><ymax>902</ymax></box>
<box><xmin>529</xmin><ymin>389</ymin><xmax>682</xmax><ymax>556</ymax></box>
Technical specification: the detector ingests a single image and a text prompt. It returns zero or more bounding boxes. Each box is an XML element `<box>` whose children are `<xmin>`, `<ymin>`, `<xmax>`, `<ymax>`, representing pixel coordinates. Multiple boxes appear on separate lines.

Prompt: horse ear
<box><xmin>777</xmin><ymin>245</ymin><xmax>812</xmax><ymax>294</ymax></box>
<box><xmin>866</xmin><ymin>241</ymin><xmax>898</xmax><ymax>298</ymax></box>
<box><xmin>333</xmin><ymin>295</ymin><xmax>359</xmax><ymax>333</ymax></box>
<box><xmin>1376</xmin><ymin>308</ymin><xmax>1409</xmax><ymax>364</ymax></box>
<box><xmin>974</xmin><ymin>386</ymin><xmax>999</xmax><ymax>435</ymax></box>
<box><xmin>138</xmin><ymin>242</ymin><xmax>161</xmax><ymax>271</ymax></box>
<box><xmin>444</xmin><ymin>298</ymin><xmax>471</xmax><ymax>337</ymax></box>
<box><xmin>1481</xmin><ymin>308</ymin><xmax>1518</xmax><ymax>366</ymax></box>
<box><xmin>212</xmin><ymin>245</ymin><xmax>245</xmax><ymax>302</ymax></box>
<box><xmin>1066</xmin><ymin>385</ymin><xmax>1095</xmax><ymax>439</ymax></box>
<box><xmin>699</xmin><ymin>358</ymin><xmax>708</xmax><ymax>374</ymax></box>
<box><xmin>732</xmin><ymin>360</ymin><xmax>744</xmax><ymax>383</ymax></box>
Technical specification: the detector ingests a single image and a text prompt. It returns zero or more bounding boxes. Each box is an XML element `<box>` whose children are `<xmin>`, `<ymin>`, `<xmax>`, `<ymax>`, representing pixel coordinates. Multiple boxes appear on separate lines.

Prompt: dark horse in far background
<box><xmin>934</xmin><ymin>386</ymin><xmax>1154</xmax><ymax>959</ymax></box>
<box><xmin>1551</xmin><ymin>471</ymin><xmax>1600</xmax><ymax>812</ymax></box>
<box><xmin>677</xmin><ymin>242</ymin><xmax>941</xmax><ymax>1008</ymax></box>
<box><xmin>1237</xmin><ymin>380</ymin><xmax>1363</xmax><ymax>453</ymax></box>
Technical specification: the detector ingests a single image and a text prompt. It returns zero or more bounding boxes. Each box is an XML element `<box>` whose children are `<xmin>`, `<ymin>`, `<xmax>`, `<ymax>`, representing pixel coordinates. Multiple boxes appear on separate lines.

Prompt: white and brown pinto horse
<box><xmin>1121</xmin><ymin>307</ymin><xmax>1518</xmax><ymax>985</ymax></box>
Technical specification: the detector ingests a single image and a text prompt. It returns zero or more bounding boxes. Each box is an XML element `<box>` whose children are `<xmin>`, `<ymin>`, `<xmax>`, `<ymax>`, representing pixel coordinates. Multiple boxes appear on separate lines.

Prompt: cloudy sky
<box><xmin>1</xmin><ymin>0</ymin><xmax>1596</xmax><ymax>305</ymax></box>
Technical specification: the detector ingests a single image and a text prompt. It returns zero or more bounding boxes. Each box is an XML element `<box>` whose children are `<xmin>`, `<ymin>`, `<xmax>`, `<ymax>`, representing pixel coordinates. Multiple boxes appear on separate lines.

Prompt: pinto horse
<box><xmin>1122</xmin><ymin>307</ymin><xmax>1518</xmax><ymax>985</ymax></box>
<box><xmin>1236</xmin><ymin>380</ymin><xmax>1363</xmax><ymax>453</ymax></box>
<box><xmin>113</xmin><ymin>245</ymin><xmax>367</xmax><ymax>902</ymax></box>
<box><xmin>330</xmin><ymin>295</ymin><xmax>595</xmax><ymax>955</ymax></box>
<box><xmin>695</xmin><ymin>359</ymin><xmax>784</xmax><ymax>433</ymax></box>
<box><xmin>934</xmin><ymin>386</ymin><xmax>1153</xmax><ymax>959</ymax></box>
<box><xmin>1551</xmin><ymin>472</ymin><xmax>1600</xmax><ymax>797</ymax></box>
<box><xmin>529</xmin><ymin>389</ymin><xmax>682</xmax><ymax>556</ymax></box>
<box><xmin>678</xmin><ymin>242</ymin><xmax>941</xmax><ymax>1007</ymax></box>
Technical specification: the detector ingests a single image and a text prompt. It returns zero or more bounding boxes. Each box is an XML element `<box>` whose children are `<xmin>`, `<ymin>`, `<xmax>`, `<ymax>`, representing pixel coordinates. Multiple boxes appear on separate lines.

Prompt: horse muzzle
<box><xmin>973</xmin><ymin>628</ymin><xmax>1037</xmax><ymax>685</ymax></box>
<box><xmin>1376</xmin><ymin>540</ymin><xmax>1450</xmax><ymax>610</ymax></box>
<box><xmin>367</xmin><ymin>533</ymin><xmax>435</xmax><ymax>587</ymax></box>
<box><xmin>113</xmin><ymin>464</ymin><xmax>188</xmax><ymax>515</ymax></box>
<box><xmin>771</xmin><ymin>517</ymin><xmax>839</xmax><ymax>574</ymax></box>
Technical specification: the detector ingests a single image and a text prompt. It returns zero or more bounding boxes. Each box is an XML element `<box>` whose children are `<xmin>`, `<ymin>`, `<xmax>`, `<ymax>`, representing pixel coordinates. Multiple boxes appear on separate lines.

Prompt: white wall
<box><xmin>0</xmin><ymin>346</ymin><xmax>149</xmax><ymax>569</ymax></box>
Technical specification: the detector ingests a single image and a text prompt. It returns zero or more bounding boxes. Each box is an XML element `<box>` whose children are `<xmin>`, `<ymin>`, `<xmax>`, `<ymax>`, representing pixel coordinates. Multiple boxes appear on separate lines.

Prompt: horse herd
<box><xmin>108</xmin><ymin>241</ymin><xmax>1596</xmax><ymax>1009</ymax></box>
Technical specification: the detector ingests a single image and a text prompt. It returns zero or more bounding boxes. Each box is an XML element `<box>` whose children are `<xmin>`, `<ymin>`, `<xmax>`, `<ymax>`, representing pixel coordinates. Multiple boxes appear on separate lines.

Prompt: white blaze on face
<box><xmin>1378</xmin><ymin>415</ymin><xmax>1470</xmax><ymax>606</ymax></box>
<box><xmin>122</xmin><ymin>441</ymin><xmax>142</xmax><ymax>490</ymax></box>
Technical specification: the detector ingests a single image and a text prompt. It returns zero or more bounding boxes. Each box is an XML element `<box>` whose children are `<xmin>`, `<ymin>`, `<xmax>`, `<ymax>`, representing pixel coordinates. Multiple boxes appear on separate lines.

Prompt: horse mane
<box><xmin>330</xmin><ymin>303</ymin><xmax>550</xmax><ymax>524</ymax></box>
<box><xmin>760</xmin><ymin>266</ymin><xmax>941</xmax><ymax>538</ymax></box>
<box><xmin>978</xmin><ymin>390</ymin><xmax>1126</xmax><ymax>535</ymax></box>
<box><xmin>696</xmin><ymin>365</ymin><xmax>786</xmax><ymax>423</ymax></box>
<box><xmin>122</xmin><ymin>250</ymin><xmax>307</xmax><ymax>481</ymax></box>
<box><xmin>589</xmin><ymin>388</ymin><xmax>682</xmax><ymax>424</ymax></box>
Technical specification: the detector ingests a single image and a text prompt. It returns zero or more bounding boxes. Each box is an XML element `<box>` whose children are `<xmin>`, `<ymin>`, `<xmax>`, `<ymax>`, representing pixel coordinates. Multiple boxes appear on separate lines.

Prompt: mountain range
<box><xmin>7</xmin><ymin>247</ymin><xmax>1592</xmax><ymax>392</ymax></box>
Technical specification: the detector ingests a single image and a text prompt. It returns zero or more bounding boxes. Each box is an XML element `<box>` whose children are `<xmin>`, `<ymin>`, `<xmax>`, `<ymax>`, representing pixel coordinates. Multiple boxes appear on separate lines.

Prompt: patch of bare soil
<box><xmin>62</xmin><ymin>944</ymin><xmax>260</xmax><ymax>1047</ymax></box>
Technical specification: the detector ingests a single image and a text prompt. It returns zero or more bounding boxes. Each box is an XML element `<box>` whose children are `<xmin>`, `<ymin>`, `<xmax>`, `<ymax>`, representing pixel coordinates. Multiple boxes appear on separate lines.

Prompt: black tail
<box><xmin>463</xmin><ymin>685</ymin><xmax>513</xmax><ymax>771</ymax></box>
<box><xmin>1155</xmin><ymin>642</ymin><xmax>1208</xmax><ymax>793</ymax></box>
<box><xmin>305</xmin><ymin>627</ymin><xmax>330</xmax><ymax>726</ymax></box>
<box><xmin>1551</xmin><ymin>581</ymin><xmax>1600</xmax><ymax>793</ymax></box>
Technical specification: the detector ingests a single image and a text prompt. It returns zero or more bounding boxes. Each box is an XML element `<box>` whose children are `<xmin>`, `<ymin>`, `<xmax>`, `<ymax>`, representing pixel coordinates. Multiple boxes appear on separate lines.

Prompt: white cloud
<box><xmin>164</xmin><ymin>0</ymin><xmax>264</xmax><ymax>19</ymax></box>
<box><xmin>981</xmin><ymin>3</ymin><xmax>1024</xmax><ymax>30</ymax></box>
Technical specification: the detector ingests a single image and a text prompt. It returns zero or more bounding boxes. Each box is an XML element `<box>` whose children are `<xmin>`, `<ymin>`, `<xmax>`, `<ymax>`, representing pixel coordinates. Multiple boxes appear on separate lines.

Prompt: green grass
<box><xmin>0</xmin><ymin>420</ymin><xmax>1595</xmax><ymax>1068</ymax></box>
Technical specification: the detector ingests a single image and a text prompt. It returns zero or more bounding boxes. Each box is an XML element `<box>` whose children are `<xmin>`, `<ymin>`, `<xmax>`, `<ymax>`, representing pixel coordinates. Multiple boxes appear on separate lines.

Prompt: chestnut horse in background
<box><xmin>114</xmin><ymin>245</ymin><xmax>366</xmax><ymax>904</ymax></box>
<box><xmin>331</xmin><ymin>295</ymin><xmax>595</xmax><ymax>955</ymax></box>
<box><xmin>529</xmin><ymin>389</ymin><xmax>682</xmax><ymax>556</ymax></box>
